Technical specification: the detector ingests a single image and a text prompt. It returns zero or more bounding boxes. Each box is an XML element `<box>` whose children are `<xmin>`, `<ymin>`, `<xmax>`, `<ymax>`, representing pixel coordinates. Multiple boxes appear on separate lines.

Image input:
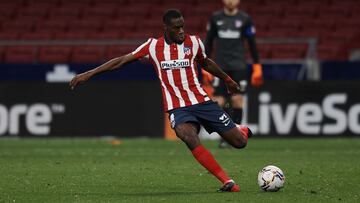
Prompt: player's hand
<box><xmin>251</xmin><ymin>63</ymin><xmax>264</xmax><ymax>87</ymax></box>
<box><xmin>224</xmin><ymin>76</ymin><xmax>241</xmax><ymax>94</ymax></box>
<box><xmin>69</xmin><ymin>71</ymin><xmax>92</xmax><ymax>90</ymax></box>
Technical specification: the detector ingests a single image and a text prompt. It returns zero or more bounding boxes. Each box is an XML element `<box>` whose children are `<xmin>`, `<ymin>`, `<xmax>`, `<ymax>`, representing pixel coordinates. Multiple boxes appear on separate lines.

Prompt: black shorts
<box><xmin>213</xmin><ymin>69</ymin><xmax>248</xmax><ymax>96</ymax></box>
<box><xmin>168</xmin><ymin>101</ymin><xmax>236</xmax><ymax>134</ymax></box>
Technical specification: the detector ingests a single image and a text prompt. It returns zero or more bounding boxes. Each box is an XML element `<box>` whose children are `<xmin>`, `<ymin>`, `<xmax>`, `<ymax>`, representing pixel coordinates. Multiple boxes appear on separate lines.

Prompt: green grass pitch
<box><xmin>0</xmin><ymin>138</ymin><xmax>359</xmax><ymax>202</ymax></box>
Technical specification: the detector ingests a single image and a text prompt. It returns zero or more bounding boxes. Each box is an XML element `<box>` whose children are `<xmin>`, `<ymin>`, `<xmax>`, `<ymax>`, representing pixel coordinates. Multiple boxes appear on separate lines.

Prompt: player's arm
<box><xmin>69</xmin><ymin>54</ymin><xmax>136</xmax><ymax>90</ymax></box>
<box><xmin>248</xmin><ymin>36</ymin><xmax>260</xmax><ymax>64</ymax></box>
<box><xmin>204</xmin><ymin>15</ymin><xmax>217</xmax><ymax>57</ymax></box>
<box><xmin>199</xmin><ymin>58</ymin><xmax>241</xmax><ymax>94</ymax></box>
<box><xmin>244</xmin><ymin>18</ymin><xmax>263</xmax><ymax>87</ymax></box>
<box><xmin>70</xmin><ymin>38</ymin><xmax>152</xmax><ymax>90</ymax></box>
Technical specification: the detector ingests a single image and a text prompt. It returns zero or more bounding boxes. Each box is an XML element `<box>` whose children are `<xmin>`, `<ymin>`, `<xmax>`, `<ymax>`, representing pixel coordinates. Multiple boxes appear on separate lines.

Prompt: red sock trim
<box><xmin>191</xmin><ymin>145</ymin><xmax>231</xmax><ymax>184</ymax></box>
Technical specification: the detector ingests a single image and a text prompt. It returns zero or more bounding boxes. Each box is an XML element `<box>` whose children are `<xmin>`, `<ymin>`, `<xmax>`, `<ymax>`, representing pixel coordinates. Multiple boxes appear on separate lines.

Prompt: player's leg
<box><xmin>213</xmin><ymin>95</ymin><xmax>232</xmax><ymax>148</ymax></box>
<box><xmin>174</xmin><ymin>122</ymin><xmax>201</xmax><ymax>150</ymax></box>
<box><xmin>196</xmin><ymin>101</ymin><xmax>252</xmax><ymax>149</ymax></box>
<box><xmin>212</xmin><ymin>86</ymin><xmax>226</xmax><ymax>109</ymax></box>
<box><xmin>212</xmin><ymin>77</ymin><xmax>232</xmax><ymax>148</ymax></box>
<box><xmin>219</xmin><ymin>125</ymin><xmax>251</xmax><ymax>149</ymax></box>
<box><xmin>169</xmin><ymin>108</ymin><xmax>239</xmax><ymax>191</ymax></box>
<box><xmin>230</xmin><ymin>93</ymin><xmax>244</xmax><ymax>124</ymax></box>
<box><xmin>191</xmin><ymin>101</ymin><xmax>253</xmax><ymax>191</ymax></box>
<box><xmin>221</xmin><ymin>69</ymin><xmax>249</xmax><ymax>147</ymax></box>
<box><xmin>174</xmin><ymin>122</ymin><xmax>239</xmax><ymax>192</ymax></box>
<box><xmin>229</xmin><ymin>69</ymin><xmax>248</xmax><ymax>125</ymax></box>
<box><xmin>211</xmin><ymin>76</ymin><xmax>227</xmax><ymax>108</ymax></box>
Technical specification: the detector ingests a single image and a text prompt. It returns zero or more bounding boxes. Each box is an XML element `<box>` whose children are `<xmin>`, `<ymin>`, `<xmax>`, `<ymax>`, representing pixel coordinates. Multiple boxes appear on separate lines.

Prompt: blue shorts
<box><xmin>168</xmin><ymin>101</ymin><xmax>236</xmax><ymax>134</ymax></box>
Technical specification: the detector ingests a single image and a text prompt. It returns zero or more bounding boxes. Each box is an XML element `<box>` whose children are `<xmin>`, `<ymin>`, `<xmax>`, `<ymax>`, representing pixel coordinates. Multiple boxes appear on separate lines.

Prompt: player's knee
<box><xmin>233</xmin><ymin>137</ymin><xmax>247</xmax><ymax>149</ymax></box>
<box><xmin>177</xmin><ymin>132</ymin><xmax>193</xmax><ymax>143</ymax></box>
<box><xmin>178</xmin><ymin>133</ymin><xmax>200</xmax><ymax>150</ymax></box>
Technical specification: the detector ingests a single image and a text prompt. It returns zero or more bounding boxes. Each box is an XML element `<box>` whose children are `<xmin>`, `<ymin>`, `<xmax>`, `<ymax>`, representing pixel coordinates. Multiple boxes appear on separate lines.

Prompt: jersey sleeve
<box><xmin>244</xmin><ymin>17</ymin><xmax>256</xmax><ymax>38</ymax></box>
<box><xmin>244</xmin><ymin>17</ymin><xmax>260</xmax><ymax>63</ymax></box>
<box><xmin>131</xmin><ymin>38</ymin><xmax>152</xmax><ymax>59</ymax></box>
<box><xmin>195</xmin><ymin>36</ymin><xmax>207</xmax><ymax>63</ymax></box>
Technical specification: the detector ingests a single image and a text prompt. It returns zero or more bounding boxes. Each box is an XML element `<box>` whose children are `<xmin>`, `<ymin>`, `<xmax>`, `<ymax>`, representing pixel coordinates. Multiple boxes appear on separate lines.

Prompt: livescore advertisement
<box><xmin>0</xmin><ymin>82</ymin><xmax>164</xmax><ymax>137</ymax></box>
<box><xmin>0</xmin><ymin>81</ymin><xmax>359</xmax><ymax>137</ymax></box>
<box><xmin>244</xmin><ymin>81</ymin><xmax>360</xmax><ymax>136</ymax></box>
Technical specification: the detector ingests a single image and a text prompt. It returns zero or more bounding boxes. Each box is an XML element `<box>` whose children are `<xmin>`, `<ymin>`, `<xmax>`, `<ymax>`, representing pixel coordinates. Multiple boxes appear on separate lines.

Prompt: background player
<box><xmin>204</xmin><ymin>0</ymin><xmax>263</xmax><ymax>147</ymax></box>
<box><xmin>70</xmin><ymin>9</ymin><xmax>252</xmax><ymax>192</ymax></box>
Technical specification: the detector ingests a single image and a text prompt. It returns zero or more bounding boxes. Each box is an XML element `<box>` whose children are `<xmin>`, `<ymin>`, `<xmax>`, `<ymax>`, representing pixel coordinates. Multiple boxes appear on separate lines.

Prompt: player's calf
<box><xmin>220</xmin><ymin>125</ymin><xmax>252</xmax><ymax>149</ymax></box>
<box><xmin>220</xmin><ymin>127</ymin><xmax>247</xmax><ymax>149</ymax></box>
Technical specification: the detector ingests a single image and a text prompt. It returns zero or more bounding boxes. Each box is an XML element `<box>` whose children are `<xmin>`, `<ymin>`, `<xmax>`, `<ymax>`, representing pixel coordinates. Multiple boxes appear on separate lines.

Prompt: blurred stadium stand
<box><xmin>0</xmin><ymin>0</ymin><xmax>359</xmax><ymax>138</ymax></box>
<box><xmin>0</xmin><ymin>0</ymin><xmax>359</xmax><ymax>63</ymax></box>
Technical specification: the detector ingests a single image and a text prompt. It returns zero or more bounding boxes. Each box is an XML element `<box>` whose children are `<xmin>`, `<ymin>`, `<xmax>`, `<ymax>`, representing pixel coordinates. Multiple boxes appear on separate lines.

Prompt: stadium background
<box><xmin>0</xmin><ymin>0</ymin><xmax>360</xmax><ymax>202</ymax></box>
<box><xmin>0</xmin><ymin>0</ymin><xmax>359</xmax><ymax>138</ymax></box>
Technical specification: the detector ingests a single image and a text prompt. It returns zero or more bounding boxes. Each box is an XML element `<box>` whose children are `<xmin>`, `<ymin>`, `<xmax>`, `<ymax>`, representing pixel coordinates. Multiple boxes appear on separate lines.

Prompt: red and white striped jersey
<box><xmin>132</xmin><ymin>34</ymin><xmax>210</xmax><ymax>111</ymax></box>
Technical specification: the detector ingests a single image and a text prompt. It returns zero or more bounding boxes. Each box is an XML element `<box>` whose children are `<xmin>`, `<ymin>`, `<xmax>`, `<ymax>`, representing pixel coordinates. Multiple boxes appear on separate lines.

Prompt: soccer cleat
<box><xmin>217</xmin><ymin>180</ymin><xmax>240</xmax><ymax>192</ymax></box>
<box><xmin>237</xmin><ymin>125</ymin><xmax>253</xmax><ymax>139</ymax></box>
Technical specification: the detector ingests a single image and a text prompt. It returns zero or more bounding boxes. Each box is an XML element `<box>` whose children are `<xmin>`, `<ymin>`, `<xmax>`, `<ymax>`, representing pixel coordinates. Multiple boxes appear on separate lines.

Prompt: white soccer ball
<box><xmin>257</xmin><ymin>165</ymin><xmax>285</xmax><ymax>192</ymax></box>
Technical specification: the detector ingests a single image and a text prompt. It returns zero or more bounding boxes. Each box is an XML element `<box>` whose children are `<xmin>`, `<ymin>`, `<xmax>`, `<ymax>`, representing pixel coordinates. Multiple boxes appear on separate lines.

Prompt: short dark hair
<box><xmin>163</xmin><ymin>9</ymin><xmax>183</xmax><ymax>25</ymax></box>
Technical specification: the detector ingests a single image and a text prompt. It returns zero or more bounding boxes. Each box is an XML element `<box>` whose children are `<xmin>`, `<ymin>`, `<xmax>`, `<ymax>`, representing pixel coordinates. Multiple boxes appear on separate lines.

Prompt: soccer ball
<box><xmin>257</xmin><ymin>165</ymin><xmax>285</xmax><ymax>192</ymax></box>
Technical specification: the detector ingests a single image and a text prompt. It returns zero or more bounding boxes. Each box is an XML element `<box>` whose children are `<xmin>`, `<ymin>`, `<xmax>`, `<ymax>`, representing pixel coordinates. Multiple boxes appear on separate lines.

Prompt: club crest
<box><xmin>235</xmin><ymin>20</ymin><xmax>242</xmax><ymax>28</ymax></box>
<box><xmin>183</xmin><ymin>46</ymin><xmax>191</xmax><ymax>56</ymax></box>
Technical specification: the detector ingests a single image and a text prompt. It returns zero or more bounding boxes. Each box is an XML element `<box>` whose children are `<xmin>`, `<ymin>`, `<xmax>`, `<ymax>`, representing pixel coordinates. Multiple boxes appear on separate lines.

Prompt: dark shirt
<box><xmin>205</xmin><ymin>10</ymin><xmax>259</xmax><ymax>70</ymax></box>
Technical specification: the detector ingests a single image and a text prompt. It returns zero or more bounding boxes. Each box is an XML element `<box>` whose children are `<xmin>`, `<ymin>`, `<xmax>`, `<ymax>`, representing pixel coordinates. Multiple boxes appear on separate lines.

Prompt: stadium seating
<box><xmin>48</xmin><ymin>6</ymin><xmax>82</xmax><ymax>20</ymax></box>
<box><xmin>16</xmin><ymin>5</ymin><xmax>49</xmax><ymax>20</ymax></box>
<box><xmin>105</xmin><ymin>45</ymin><xmax>138</xmax><ymax>60</ymax></box>
<box><xmin>71</xmin><ymin>46</ymin><xmax>105</xmax><ymax>64</ymax></box>
<box><xmin>0</xmin><ymin>5</ymin><xmax>18</xmax><ymax>20</ymax></box>
<box><xmin>4</xmin><ymin>46</ymin><xmax>37</xmax><ymax>63</ymax></box>
<box><xmin>87</xmin><ymin>32</ymin><xmax>121</xmax><ymax>40</ymax></box>
<box><xmin>20</xmin><ymin>32</ymin><xmax>53</xmax><ymax>40</ymax></box>
<box><xmin>255</xmin><ymin>44</ymin><xmax>271</xmax><ymax>59</ymax></box>
<box><xmin>54</xmin><ymin>32</ymin><xmax>88</xmax><ymax>40</ymax></box>
<box><xmin>0</xmin><ymin>0</ymin><xmax>359</xmax><ymax>62</ymax></box>
<box><xmin>35</xmin><ymin>20</ymin><xmax>68</xmax><ymax>33</ymax></box>
<box><xmin>270</xmin><ymin>44</ymin><xmax>308</xmax><ymax>59</ymax></box>
<box><xmin>0</xmin><ymin>46</ymin><xmax>5</xmax><ymax>63</ymax></box>
<box><xmin>3</xmin><ymin>20</ymin><xmax>34</xmax><ymax>32</ymax></box>
<box><xmin>0</xmin><ymin>31</ymin><xmax>20</xmax><ymax>40</ymax></box>
<box><xmin>284</xmin><ymin>5</ymin><xmax>318</xmax><ymax>17</ymax></box>
<box><xmin>103</xmin><ymin>19</ymin><xmax>137</xmax><ymax>34</ymax></box>
<box><xmin>82</xmin><ymin>5</ymin><xmax>118</xmax><ymax>20</ymax></box>
<box><xmin>317</xmin><ymin>44</ymin><xmax>346</xmax><ymax>61</ymax></box>
<box><xmin>38</xmin><ymin>46</ymin><xmax>72</xmax><ymax>63</ymax></box>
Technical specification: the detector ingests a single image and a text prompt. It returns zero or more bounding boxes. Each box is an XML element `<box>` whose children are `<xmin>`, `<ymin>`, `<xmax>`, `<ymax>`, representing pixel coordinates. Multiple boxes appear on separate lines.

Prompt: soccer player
<box><xmin>204</xmin><ymin>0</ymin><xmax>263</xmax><ymax>147</ymax></box>
<box><xmin>69</xmin><ymin>9</ymin><xmax>252</xmax><ymax>192</ymax></box>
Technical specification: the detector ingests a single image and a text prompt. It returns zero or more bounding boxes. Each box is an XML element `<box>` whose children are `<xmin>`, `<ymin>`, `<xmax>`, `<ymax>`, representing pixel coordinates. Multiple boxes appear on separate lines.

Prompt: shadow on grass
<box><xmin>69</xmin><ymin>191</ymin><xmax>221</xmax><ymax>198</ymax></box>
<box><xmin>118</xmin><ymin>191</ymin><xmax>216</xmax><ymax>197</ymax></box>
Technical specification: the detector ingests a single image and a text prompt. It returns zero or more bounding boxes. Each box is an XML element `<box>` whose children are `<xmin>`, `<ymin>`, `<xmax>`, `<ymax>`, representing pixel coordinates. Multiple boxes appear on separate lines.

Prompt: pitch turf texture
<box><xmin>0</xmin><ymin>138</ymin><xmax>359</xmax><ymax>203</ymax></box>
